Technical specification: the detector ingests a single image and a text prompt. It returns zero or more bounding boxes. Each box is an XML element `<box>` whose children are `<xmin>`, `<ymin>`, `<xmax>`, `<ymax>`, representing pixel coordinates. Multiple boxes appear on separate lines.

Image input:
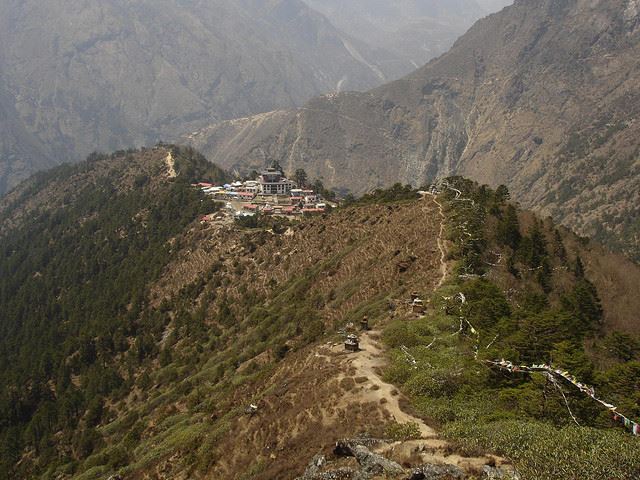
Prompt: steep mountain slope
<box><xmin>476</xmin><ymin>0</ymin><xmax>513</xmax><ymax>11</ymax></box>
<box><xmin>302</xmin><ymin>0</ymin><xmax>510</xmax><ymax>74</ymax></box>
<box><xmin>188</xmin><ymin>0</ymin><xmax>640</xmax><ymax>260</ymax></box>
<box><xmin>0</xmin><ymin>0</ymin><xmax>400</xmax><ymax>195</ymax></box>
<box><xmin>1</xmin><ymin>148</ymin><xmax>639</xmax><ymax>478</ymax></box>
<box><xmin>0</xmin><ymin>84</ymin><xmax>52</xmax><ymax>194</ymax></box>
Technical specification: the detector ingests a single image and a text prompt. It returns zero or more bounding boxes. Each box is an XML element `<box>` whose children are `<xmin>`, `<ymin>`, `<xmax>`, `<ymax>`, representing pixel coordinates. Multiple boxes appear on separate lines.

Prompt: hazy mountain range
<box><xmin>0</xmin><ymin>0</ymin><xmax>507</xmax><ymax>195</ymax></box>
<box><xmin>187</xmin><ymin>0</ymin><xmax>640</xmax><ymax>260</ymax></box>
<box><xmin>302</xmin><ymin>0</ymin><xmax>513</xmax><ymax>72</ymax></box>
<box><xmin>2</xmin><ymin>2</ymin><xmax>640</xmax><ymax>476</ymax></box>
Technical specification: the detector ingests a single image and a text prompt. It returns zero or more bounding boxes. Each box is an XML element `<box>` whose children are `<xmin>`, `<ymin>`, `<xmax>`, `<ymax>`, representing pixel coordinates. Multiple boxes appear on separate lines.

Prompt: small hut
<box><xmin>412</xmin><ymin>298</ymin><xmax>426</xmax><ymax>315</ymax></box>
<box><xmin>345</xmin><ymin>334</ymin><xmax>360</xmax><ymax>352</ymax></box>
<box><xmin>360</xmin><ymin>316</ymin><xmax>370</xmax><ymax>331</ymax></box>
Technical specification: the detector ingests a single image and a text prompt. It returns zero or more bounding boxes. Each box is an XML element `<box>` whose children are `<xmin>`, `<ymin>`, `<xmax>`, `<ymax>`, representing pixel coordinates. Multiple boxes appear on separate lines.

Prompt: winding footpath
<box><xmin>337</xmin><ymin>191</ymin><xmax>509</xmax><ymax>472</ymax></box>
<box><xmin>425</xmin><ymin>191</ymin><xmax>448</xmax><ymax>288</ymax></box>
<box><xmin>347</xmin><ymin>331</ymin><xmax>497</xmax><ymax>471</ymax></box>
<box><xmin>165</xmin><ymin>151</ymin><xmax>177</xmax><ymax>178</ymax></box>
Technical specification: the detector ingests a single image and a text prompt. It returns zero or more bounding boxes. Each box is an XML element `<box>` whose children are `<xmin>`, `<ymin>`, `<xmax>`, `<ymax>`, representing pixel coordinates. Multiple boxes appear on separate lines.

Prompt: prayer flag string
<box><xmin>486</xmin><ymin>359</ymin><xmax>639</xmax><ymax>436</ymax></box>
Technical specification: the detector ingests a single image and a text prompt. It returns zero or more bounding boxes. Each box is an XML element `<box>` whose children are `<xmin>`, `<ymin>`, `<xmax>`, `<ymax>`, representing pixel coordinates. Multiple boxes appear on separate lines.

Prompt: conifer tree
<box><xmin>294</xmin><ymin>168</ymin><xmax>308</xmax><ymax>188</ymax></box>
<box><xmin>495</xmin><ymin>184</ymin><xmax>510</xmax><ymax>203</ymax></box>
<box><xmin>497</xmin><ymin>204</ymin><xmax>521</xmax><ymax>250</ymax></box>
<box><xmin>574</xmin><ymin>255</ymin><xmax>585</xmax><ymax>278</ymax></box>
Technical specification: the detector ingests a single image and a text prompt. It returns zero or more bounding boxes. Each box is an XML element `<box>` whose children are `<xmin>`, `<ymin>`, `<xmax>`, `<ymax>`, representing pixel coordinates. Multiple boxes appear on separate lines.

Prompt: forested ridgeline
<box><xmin>0</xmin><ymin>159</ymin><xmax>440</xmax><ymax>477</ymax></box>
<box><xmin>0</xmin><ymin>170</ymin><xmax>449</xmax><ymax>478</ymax></box>
<box><xmin>0</xmin><ymin>145</ymin><xmax>228</xmax><ymax>235</ymax></box>
<box><xmin>0</xmin><ymin>146</ymin><xmax>227</xmax><ymax>477</ymax></box>
<box><xmin>383</xmin><ymin>178</ymin><xmax>640</xmax><ymax>479</ymax></box>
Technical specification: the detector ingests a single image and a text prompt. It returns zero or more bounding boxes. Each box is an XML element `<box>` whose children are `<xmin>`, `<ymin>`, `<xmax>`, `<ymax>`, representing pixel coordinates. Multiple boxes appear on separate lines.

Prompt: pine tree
<box><xmin>520</xmin><ymin>221</ymin><xmax>548</xmax><ymax>268</ymax></box>
<box><xmin>85</xmin><ymin>396</ymin><xmax>104</xmax><ymax>428</ymax></box>
<box><xmin>495</xmin><ymin>184</ymin><xmax>510</xmax><ymax>203</ymax></box>
<box><xmin>574</xmin><ymin>255</ymin><xmax>585</xmax><ymax>278</ymax></box>
<box><xmin>159</xmin><ymin>347</ymin><xmax>173</xmax><ymax>367</ymax></box>
<box><xmin>294</xmin><ymin>168</ymin><xmax>308</xmax><ymax>188</ymax></box>
<box><xmin>497</xmin><ymin>204</ymin><xmax>521</xmax><ymax>250</ymax></box>
<box><xmin>554</xmin><ymin>230</ymin><xmax>568</xmax><ymax>264</ymax></box>
<box><xmin>536</xmin><ymin>257</ymin><xmax>553</xmax><ymax>293</ymax></box>
<box><xmin>573</xmin><ymin>279</ymin><xmax>603</xmax><ymax>326</ymax></box>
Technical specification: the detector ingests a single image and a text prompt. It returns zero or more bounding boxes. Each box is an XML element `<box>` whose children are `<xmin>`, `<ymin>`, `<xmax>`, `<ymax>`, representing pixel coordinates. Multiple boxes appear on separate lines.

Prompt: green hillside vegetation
<box><xmin>0</xmin><ymin>146</ymin><xmax>227</xmax><ymax>478</ymax></box>
<box><xmin>382</xmin><ymin>178</ymin><xmax>640</xmax><ymax>480</ymax></box>
<box><xmin>0</xmin><ymin>146</ymin><xmax>394</xmax><ymax>478</ymax></box>
<box><xmin>1</xmin><ymin>156</ymin><xmax>638</xmax><ymax>479</ymax></box>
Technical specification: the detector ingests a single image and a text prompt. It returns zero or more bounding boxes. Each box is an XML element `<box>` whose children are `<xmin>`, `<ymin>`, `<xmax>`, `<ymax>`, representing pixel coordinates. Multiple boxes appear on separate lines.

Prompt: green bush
<box><xmin>384</xmin><ymin>421</ymin><xmax>421</xmax><ymax>441</ymax></box>
<box><xmin>446</xmin><ymin>421</ymin><xmax>640</xmax><ymax>480</ymax></box>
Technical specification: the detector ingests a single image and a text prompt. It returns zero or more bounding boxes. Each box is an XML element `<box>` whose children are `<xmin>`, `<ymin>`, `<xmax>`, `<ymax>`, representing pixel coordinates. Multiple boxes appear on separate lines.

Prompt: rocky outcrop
<box><xmin>335</xmin><ymin>440</ymin><xmax>405</xmax><ymax>477</ymax></box>
<box><xmin>297</xmin><ymin>440</ymin><xmax>404</xmax><ymax>480</ymax></box>
<box><xmin>297</xmin><ymin>440</ymin><xmax>519</xmax><ymax>480</ymax></box>
<box><xmin>407</xmin><ymin>464</ymin><xmax>465</xmax><ymax>480</ymax></box>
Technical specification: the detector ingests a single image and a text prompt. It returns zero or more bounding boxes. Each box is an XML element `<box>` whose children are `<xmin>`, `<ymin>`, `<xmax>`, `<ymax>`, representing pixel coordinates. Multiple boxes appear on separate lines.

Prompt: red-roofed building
<box><xmin>283</xmin><ymin>206</ymin><xmax>298</xmax><ymax>214</ymax></box>
<box><xmin>302</xmin><ymin>208</ymin><xmax>325</xmax><ymax>215</ymax></box>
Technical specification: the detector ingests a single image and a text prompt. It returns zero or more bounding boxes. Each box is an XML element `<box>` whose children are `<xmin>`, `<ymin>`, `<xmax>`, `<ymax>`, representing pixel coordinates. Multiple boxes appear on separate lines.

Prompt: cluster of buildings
<box><xmin>194</xmin><ymin>164</ymin><xmax>329</xmax><ymax>218</ymax></box>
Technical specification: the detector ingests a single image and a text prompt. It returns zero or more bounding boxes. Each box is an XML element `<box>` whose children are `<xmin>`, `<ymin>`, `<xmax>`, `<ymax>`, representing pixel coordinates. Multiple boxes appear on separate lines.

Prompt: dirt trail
<box><xmin>345</xmin><ymin>331</ymin><xmax>497</xmax><ymax>472</ymax></box>
<box><xmin>422</xmin><ymin>191</ymin><xmax>448</xmax><ymax>288</ymax></box>
<box><xmin>336</xmin><ymin>193</ymin><xmax>506</xmax><ymax>472</ymax></box>
<box><xmin>165</xmin><ymin>151</ymin><xmax>177</xmax><ymax>178</ymax></box>
<box><xmin>349</xmin><ymin>333</ymin><xmax>436</xmax><ymax>438</ymax></box>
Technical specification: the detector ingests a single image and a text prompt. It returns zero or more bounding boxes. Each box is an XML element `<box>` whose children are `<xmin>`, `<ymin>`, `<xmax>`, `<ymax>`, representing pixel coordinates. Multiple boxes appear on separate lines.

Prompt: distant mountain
<box><xmin>302</xmin><ymin>0</ymin><xmax>511</xmax><ymax>73</ymax></box>
<box><xmin>476</xmin><ymin>0</ymin><xmax>513</xmax><ymax>12</ymax></box>
<box><xmin>0</xmin><ymin>0</ymin><xmax>402</xmax><ymax>195</ymax></box>
<box><xmin>0</xmin><ymin>83</ymin><xmax>52</xmax><ymax>194</ymax></box>
<box><xmin>187</xmin><ymin>0</ymin><xmax>640</xmax><ymax>261</ymax></box>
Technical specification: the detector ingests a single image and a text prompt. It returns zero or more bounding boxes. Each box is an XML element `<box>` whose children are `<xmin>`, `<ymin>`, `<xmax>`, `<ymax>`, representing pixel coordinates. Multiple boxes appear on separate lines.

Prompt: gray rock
<box><xmin>352</xmin><ymin>444</ymin><xmax>404</xmax><ymax>476</ymax></box>
<box><xmin>482</xmin><ymin>465</ymin><xmax>520</xmax><ymax>480</ymax></box>
<box><xmin>302</xmin><ymin>454</ymin><xmax>328</xmax><ymax>477</ymax></box>
<box><xmin>333</xmin><ymin>440</ymin><xmax>404</xmax><ymax>479</ymax></box>
<box><xmin>408</xmin><ymin>463</ymin><xmax>465</xmax><ymax>479</ymax></box>
<box><xmin>296</xmin><ymin>467</ymin><xmax>357</xmax><ymax>480</ymax></box>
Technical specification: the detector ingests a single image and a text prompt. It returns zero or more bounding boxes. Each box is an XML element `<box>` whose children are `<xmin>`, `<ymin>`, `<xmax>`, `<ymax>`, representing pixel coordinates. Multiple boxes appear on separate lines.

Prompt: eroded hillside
<box><xmin>187</xmin><ymin>0</ymin><xmax>640</xmax><ymax>260</ymax></box>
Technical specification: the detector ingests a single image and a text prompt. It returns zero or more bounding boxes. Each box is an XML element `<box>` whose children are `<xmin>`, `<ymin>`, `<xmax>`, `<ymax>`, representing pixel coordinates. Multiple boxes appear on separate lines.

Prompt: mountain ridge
<box><xmin>187</xmin><ymin>0</ymin><xmax>640</xmax><ymax>260</ymax></box>
<box><xmin>301</xmin><ymin>0</ymin><xmax>505</xmax><ymax>74</ymax></box>
<box><xmin>1</xmin><ymin>150</ymin><xmax>639</xmax><ymax>478</ymax></box>
<box><xmin>0</xmin><ymin>0</ymin><xmax>402</xmax><ymax>195</ymax></box>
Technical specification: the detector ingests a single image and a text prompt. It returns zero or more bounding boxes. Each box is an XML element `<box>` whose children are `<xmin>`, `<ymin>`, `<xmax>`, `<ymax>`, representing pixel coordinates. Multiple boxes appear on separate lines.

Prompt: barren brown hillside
<box><xmin>136</xmin><ymin>197</ymin><xmax>517</xmax><ymax>479</ymax></box>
